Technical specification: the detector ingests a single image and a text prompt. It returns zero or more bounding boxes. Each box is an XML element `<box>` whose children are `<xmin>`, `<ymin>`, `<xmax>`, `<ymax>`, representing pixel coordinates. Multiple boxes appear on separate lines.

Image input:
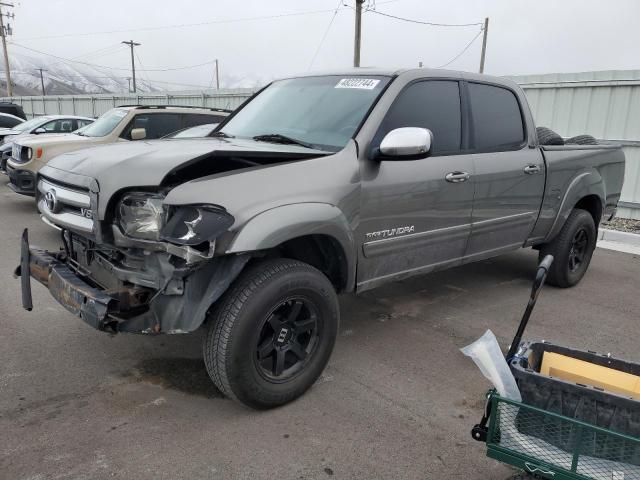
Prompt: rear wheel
<box><xmin>203</xmin><ymin>258</ymin><xmax>339</xmax><ymax>409</ymax></box>
<box><xmin>540</xmin><ymin>209</ymin><xmax>597</xmax><ymax>287</ymax></box>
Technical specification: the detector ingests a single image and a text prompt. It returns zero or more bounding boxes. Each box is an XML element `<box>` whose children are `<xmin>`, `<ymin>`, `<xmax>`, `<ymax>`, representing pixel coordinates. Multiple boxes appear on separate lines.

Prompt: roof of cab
<box><xmin>280</xmin><ymin>67</ymin><xmax>520</xmax><ymax>90</ymax></box>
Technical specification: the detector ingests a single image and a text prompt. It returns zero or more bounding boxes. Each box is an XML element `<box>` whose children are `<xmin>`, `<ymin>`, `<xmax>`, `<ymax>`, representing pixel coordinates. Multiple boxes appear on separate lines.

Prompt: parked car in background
<box><xmin>6</xmin><ymin>106</ymin><xmax>231</xmax><ymax>195</ymax></box>
<box><xmin>163</xmin><ymin>122</ymin><xmax>220</xmax><ymax>138</ymax></box>
<box><xmin>0</xmin><ymin>102</ymin><xmax>26</xmax><ymax>120</ymax></box>
<box><xmin>0</xmin><ymin>112</ymin><xmax>24</xmax><ymax>130</ymax></box>
<box><xmin>0</xmin><ymin>115</ymin><xmax>94</xmax><ymax>172</ymax></box>
<box><xmin>18</xmin><ymin>69</ymin><xmax>625</xmax><ymax>409</ymax></box>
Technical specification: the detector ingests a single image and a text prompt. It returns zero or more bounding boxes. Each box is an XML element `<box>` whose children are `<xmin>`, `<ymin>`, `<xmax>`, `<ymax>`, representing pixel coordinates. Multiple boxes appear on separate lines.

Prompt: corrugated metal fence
<box><xmin>2</xmin><ymin>71</ymin><xmax>639</xmax><ymax>218</ymax></box>
<box><xmin>511</xmin><ymin>70</ymin><xmax>640</xmax><ymax>220</ymax></box>
<box><xmin>2</xmin><ymin>88</ymin><xmax>257</xmax><ymax>119</ymax></box>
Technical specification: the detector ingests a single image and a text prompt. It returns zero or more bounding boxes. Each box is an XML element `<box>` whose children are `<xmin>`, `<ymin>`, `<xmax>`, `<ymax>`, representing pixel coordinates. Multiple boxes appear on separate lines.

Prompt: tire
<box><xmin>565</xmin><ymin>134</ymin><xmax>598</xmax><ymax>145</ymax></box>
<box><xmin>203</xmin><ymin>258</ymin><xmax>339</xmax><ymax>409</ymax></box>
<box><xmin>536</xmin><ymin>126</ymin><xmax>564</xmax><ymax>146</ymax></box>
<box><xmin>540</xmin><ymin>209</ymin><xmax>597</xmax><ymax>288</ymax></box>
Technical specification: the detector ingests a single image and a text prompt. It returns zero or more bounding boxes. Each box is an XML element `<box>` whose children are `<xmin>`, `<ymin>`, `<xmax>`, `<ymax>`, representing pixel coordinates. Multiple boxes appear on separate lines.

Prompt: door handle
<box><xmin>524</xmin><ymin>164</ymin><xmax>541</xmax><ymax>174</ymax></box>
<box><xmin>445</xmin><ymin>171</ymin><xmax>470</xmax><ymax>183</ymax></box>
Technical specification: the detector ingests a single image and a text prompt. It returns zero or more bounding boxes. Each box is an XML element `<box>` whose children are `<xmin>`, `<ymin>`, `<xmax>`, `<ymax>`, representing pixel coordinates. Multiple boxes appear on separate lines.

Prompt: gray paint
<box><xmin>34</xmin><ymin>68</ymin><xmax>625</xmax><ymax>332</ymax></box>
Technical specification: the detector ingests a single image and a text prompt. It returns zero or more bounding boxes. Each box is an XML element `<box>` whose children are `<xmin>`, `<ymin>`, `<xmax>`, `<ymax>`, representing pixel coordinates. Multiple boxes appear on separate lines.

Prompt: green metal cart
<box><xmin>471</xmin><ymin>256</ymin><xmax>640</xmax><ymax>480</ymax></box>
<box><xmin>483</xmin><ymin>391</ymin><xmax>640</xmax><ymax>479</ymax></box>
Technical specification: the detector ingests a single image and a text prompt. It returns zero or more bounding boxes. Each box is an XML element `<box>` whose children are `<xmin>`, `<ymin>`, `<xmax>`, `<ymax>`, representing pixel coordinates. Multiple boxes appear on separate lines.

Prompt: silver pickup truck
<box><xmin>17</xmin><ymin>69</ymin><xmax>625</xmax><ymax>409</ymax></box>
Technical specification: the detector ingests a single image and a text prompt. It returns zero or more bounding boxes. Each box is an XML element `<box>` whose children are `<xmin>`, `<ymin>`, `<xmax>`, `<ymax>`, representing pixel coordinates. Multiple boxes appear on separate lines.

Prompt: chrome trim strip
<box><xmin>38</xmin><ymin>199</ymin><xmax>93</xmax><ymax>233</ymax></box>
<box><xmin>363</xmin><ymin>223</ymin><xmax>471</xmax><ymax>258</ymax></box>
<box><xmin>40</xmin><ymin>214</ymin><xmax>62</xmax><ymax>231</ymax></box>
<box><xmin>469</xmin><ymin>212</ymin><xmax>535</xmax><ymax>234</ymax></box>
<box><xmin>362</xmin><ymin>212</ymin><xmax>535</xmax><ymax>259</ymax></box>
<box><xmin>38</xmin><ymin>178</ymin><xmax>90</xmax><ymax>208</ymax></box>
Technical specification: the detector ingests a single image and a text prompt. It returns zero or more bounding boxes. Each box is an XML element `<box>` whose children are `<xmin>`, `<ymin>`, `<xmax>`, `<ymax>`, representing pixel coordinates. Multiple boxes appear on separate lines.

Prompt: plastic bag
<box><xmin>461</xmin><ymin>329</ymin><xmax>522</xmax><ymax>402</ymax></box>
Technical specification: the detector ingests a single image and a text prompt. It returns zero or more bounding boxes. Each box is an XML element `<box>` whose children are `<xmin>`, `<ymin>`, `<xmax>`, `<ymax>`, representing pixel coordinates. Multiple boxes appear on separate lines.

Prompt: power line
<box><xmin>436</xmin><ymin>28</ymin><xmax>484</xmax><ymax>68</ymax></box>
<box><xmin>8</xmin><ymin>41</ymin><xmax>218</xmax><ymax>73</ymax></box>
<box><xmin>308</xmin><ymin>0</ymin><xmax>343</xmax><ymax>70</ymax></box>
<box><xmin>363</xmin><ymin>8</ymin><xmax>483</xmax><ymax>27</ymax></box>
<box><xmin>13</xmin><ymin>7</ymin><xmax>348</xmax><ymax>41</ymax></box>
<box><xmin>69</xmin><ymin>43</ymin><xmax>125</xmax><ymax>61</ymax></box>
<box><xmin>133</xmin><ymin>48</ymin><xmax>152</xmax><ymax>91</ymax></box>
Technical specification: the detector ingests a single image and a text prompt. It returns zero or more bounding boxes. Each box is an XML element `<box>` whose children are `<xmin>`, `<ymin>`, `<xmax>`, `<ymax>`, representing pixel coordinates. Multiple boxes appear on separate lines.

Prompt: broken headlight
<box><xmin>161</xmin><ymin>205</ymin><xmax>234</xmax><ymax>246</ymax></box>
<box><xmin>118</xmin><ymin>192</ymin><xmax>166</xmax><ymax>241</ymax></box>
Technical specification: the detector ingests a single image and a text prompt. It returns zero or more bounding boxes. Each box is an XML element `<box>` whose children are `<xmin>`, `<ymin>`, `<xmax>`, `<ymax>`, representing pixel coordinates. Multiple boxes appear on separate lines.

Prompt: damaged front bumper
<box><xmin>16</xmin><ymin>229</ymin><xmax>249</xmax><ymax>334</ymax></box>
<box><xmin>17</xmin><ymin>229</ymin><xmax>127</xmax><ymax>331</ymax></box>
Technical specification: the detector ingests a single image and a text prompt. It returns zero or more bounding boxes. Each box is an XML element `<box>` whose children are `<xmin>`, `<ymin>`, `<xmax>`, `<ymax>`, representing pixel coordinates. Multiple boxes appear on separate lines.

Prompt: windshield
<box><xmin>79</xmin><ymin>108</ymin><xmax>127</xmax><ymax>137</ymax></box>
<box><xmin>12</xmin><ymin>116</ymin><xmax>52</xmax><ymax>133</ymax></box>
<box><xmin>219</xmin><ymin>75</ymin><xmax>390</xmax><ymax>151</ymax></box>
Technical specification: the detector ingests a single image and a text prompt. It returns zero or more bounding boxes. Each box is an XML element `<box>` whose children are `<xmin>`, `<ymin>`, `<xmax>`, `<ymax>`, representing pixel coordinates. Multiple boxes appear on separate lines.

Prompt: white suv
<box><xmin>6</xmin><ymin>105</ymin><xmax>230</xmax><ymax>195</ymax></box>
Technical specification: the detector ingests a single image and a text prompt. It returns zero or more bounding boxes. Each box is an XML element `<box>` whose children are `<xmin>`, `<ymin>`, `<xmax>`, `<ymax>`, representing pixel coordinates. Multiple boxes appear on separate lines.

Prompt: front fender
<box><xmin>226</xmin><ymin>202</ymin><xmax>356</xmax><ymax>289</ymax></box>
<box><xmin>544</xmin><ymin>170</ymin><xmax>605</xmax><ymax>243</ymax></box>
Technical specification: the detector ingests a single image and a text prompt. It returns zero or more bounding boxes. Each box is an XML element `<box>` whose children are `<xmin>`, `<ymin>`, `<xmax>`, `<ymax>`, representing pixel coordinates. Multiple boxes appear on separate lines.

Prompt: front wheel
<box><xmin>203</xmin><ymin>258</ymin><xmax>339</xmax><ymax>409</ymax></box>
<box><xmin>540</xmin><ymin>208</ymin><xmax>597</xmax><ymax>287</ymax></box>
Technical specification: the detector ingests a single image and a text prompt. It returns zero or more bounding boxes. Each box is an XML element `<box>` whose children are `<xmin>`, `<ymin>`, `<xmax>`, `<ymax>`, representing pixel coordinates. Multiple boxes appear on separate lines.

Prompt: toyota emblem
<box><xmin>45</xmin><ymin>189</ymin><xmax>59</xmax><ymax>213</ymax></box>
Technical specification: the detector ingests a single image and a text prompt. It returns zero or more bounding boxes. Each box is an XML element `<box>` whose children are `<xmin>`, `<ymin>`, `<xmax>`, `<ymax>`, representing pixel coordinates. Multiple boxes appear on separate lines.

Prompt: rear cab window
<box><xmin>467</xmin><ymin>82</ymin><xmax>525</xmax><ymax>152</ymax></box>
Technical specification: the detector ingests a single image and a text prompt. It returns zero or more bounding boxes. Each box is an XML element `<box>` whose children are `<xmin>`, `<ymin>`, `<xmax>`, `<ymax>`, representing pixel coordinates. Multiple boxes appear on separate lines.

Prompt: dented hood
<box><xmin>39</xmin><ymin>137</ymin><xmax>331</xmax><ymax>217</ymax></box>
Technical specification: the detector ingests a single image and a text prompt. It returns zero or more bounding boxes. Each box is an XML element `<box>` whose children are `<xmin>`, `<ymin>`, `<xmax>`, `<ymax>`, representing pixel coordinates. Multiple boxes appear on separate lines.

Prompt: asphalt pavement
<box><xmin>1</xmin><ymin>182</ymin><xmax>639</xmax><ymax>480</ymax></box>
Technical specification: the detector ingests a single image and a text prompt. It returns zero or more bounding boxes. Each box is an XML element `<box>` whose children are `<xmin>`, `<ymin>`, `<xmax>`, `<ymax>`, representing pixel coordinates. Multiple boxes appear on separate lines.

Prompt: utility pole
<box><xmin>126</xmin><ymin>77</ymin><xmax>131</xmax><ymax>93</ymax></box>
<box><xmin>479</xmin><ymin>17</ymin><xmax>489</xmax><ymax>74</ymax></box>
<box><xmin>37</xmin><ymin>68</ymin><xmax>46</xmax><ymax>95</ymax></box>
<box><xmin>353</xmin><ymin>0</ymin><xmax>365</xmax><ymax>67</ymax></box>
<box><xmin>214</xmin><ymin>59</ymin><xmax>219</xmax><ymax>89</ymax></box>
<box><xmin>122</xmin><ymin>40</ymin><xmax>141</xmax><ymax>92</ymax></box>
<box><xmin>0</xmin><ymin>2</ymin><xmax>14</xmax><ymax>97</ymax></box>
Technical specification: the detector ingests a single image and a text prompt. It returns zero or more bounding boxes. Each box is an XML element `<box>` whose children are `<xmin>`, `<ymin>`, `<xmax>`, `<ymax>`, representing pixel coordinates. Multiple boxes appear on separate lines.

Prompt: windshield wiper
<box><xmin>252</xmin><ymin>133</ymin><xmax>315</xmax><ymax>149</ymax></box>
<box><xmin>210</xmin><ymin>130</ymin><xmax>234</xmax><ymax>138</ymax></box>
<box><xmin>74</xmin><ymin>131</ymin><xmax>86</xmax><ymax>136</ymax></box>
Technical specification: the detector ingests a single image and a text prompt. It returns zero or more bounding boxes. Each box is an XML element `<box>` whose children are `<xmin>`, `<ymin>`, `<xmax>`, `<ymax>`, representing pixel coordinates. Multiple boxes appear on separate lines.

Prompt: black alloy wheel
<box><xmin>255</xmin><ymin>298</ymin><xmax>320</xmax><ymax>381</ymax></box>
<box><xmin>568</xmin><ymin>228</ymin><xmax>589</xmax><ymax>272</ymax></box>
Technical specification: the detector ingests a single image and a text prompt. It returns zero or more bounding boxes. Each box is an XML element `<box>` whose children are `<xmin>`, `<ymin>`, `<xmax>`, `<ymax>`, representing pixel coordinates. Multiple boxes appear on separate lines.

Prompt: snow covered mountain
<box><xmin>0</xmin><ymin>51</ymin><xmax>160</xmax><ymax>96</ymax></box>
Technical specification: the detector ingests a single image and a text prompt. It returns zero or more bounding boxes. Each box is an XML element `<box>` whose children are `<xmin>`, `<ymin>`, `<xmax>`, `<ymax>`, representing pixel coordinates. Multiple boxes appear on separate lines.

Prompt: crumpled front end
<box><xmin>17</xmin><ymin>226</ymin><xmax>249</xmax><ymax>333</ymax></box>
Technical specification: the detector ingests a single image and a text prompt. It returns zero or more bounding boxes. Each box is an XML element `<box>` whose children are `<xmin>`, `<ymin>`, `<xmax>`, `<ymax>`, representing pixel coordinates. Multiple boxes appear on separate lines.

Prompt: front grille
<box><xmin>37</xmin><ymin>177</ymin><xmax>94</xmax><ymax>233</ymax></box>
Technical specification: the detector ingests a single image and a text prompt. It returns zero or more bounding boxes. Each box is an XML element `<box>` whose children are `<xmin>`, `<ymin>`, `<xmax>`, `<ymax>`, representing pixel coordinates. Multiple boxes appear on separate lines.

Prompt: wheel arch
<box><xmin>543</xmin><ymin>171</ymin><xmax>605</xmax><ymax>243</ymax></box>
<box><xmin>226</xmin><ymin>203</ymin><xmax>356</xmax><ymax>292</ymax></box>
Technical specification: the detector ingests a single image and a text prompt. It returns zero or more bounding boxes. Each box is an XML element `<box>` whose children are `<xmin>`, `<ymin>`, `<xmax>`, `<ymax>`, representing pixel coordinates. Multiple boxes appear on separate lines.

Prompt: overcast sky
<box><xmin>8</xmin><ymin>0</ymin><xmax>640</xmax><ymax>89</ymax></box>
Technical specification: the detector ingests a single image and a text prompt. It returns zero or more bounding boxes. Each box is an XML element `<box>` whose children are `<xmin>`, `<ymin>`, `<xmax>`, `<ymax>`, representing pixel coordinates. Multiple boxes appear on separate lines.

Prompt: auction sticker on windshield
<box><xmin>335</xmin><ymin>78</ymin><xmax>381</xmax><ymax>89</ymax></box>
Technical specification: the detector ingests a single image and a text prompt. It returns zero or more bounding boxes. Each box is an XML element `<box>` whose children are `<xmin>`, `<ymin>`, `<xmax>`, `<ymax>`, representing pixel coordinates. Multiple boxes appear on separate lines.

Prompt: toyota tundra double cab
<box><xmin>17</xmin><ymin>69</ymin><xmax>625</xmax><ymax>409</ymax></box>
<box><xmin>6</xmin><ymin>105</ymin><xmax>231</xmax><ymax>195</ymax></box>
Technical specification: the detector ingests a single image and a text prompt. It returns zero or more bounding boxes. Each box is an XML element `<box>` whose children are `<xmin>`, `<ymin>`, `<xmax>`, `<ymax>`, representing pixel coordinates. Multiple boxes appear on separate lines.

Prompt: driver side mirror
<box><xmin>378</xmin><ymin>127</ymin><xmax>432</xmax><ymax>159</ymax></box>
<box><xmin>130</xmin><ymin>127</ymin><xmax>147</xmax><ymax>140</ymax></box>
<box><xmin>33</xmin><ymin>127</ymin><xmax>46</xmax><ymax>134</ymax></box>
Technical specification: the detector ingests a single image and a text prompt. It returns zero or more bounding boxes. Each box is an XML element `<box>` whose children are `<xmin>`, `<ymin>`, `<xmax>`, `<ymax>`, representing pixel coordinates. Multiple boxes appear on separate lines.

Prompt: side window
<box><xmin>378</xmin><ymin>80</ymin><xmax>462</xmax><ymax>154</ymax></box>
<box><xmin>76</xmin><ymin>119</ymin><xmax>93</xmax><ymax>129</ymax></box>
<box><xmin>42</xmin><ymin>120</ymin><xmax>63</xmax><ymax>132</ymax></box>
<box><xmin>124</xmin><ymin>113</ymin><xmax>182</xmax><ymax>139</ymax></box>
<box><xmin>0</xmin><ymin>116</ymin><xmax>21</xmax><ymax>128</ymax></box>
<box><xmin>40</xmin><ymin>120</ymin><xmax>73</xmax><ymax>133</ymax></box>
<box><xmin>183</xmin><ymin>113</ymin><xmax>224</xmax><ymax>128</ymax></box>
<box><xmin>468</xmin><ymin>83</ymin><xmax>525</xmax><ymax>151</ymax></box>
